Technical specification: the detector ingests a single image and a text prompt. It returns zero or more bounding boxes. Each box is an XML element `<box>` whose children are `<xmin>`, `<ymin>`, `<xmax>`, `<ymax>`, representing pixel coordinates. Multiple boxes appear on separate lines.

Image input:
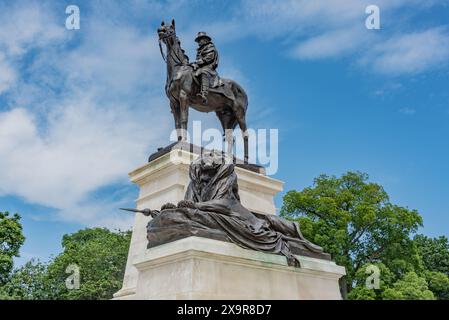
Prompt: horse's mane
<box><xmin>174</xmin><ymin>36</ymin><xmax>189</xmax><ymax>64</ymax></box>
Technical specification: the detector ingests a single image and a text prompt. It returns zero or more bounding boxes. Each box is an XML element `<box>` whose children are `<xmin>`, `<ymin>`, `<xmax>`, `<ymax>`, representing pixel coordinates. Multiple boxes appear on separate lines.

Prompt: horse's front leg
<box><xmin>170</xmin><ymin>100</ymin><xmax>182</xmax><ymax>141</ymax></box>
<box><xmin>179</xmin><ymin>90</ymin><xmax>189</xmax><ymax>141</ymax></box>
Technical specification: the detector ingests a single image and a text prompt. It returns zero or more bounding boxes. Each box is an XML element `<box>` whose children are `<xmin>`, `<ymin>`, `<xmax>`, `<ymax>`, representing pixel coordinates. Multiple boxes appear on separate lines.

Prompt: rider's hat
<box><xmin>195</xmin><ymin>32</ymin><xmax>212</xmax><ymax>43</ymax></box>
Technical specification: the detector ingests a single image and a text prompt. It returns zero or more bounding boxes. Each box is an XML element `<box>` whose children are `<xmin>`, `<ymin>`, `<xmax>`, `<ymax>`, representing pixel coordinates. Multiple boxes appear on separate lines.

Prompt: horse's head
<box><xmin>157</xmin><ymin>19</ymin><xmax>176</xmax><ymax>44</ymax></box>
<box><xmin>157</xmin><ymin>19</ymin><xmax>189</xmax><ymax>65</ymax></box>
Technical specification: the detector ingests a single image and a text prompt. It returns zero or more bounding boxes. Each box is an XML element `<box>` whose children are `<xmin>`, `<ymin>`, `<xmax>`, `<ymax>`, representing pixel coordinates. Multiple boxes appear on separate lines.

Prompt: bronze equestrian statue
<box><xmin>121</xmin><ymin>22</ymin><xmax>331</xmax><ymax>267</ymax></box>
<box><xmin>157</xmin><ymin>19</ymin><xmax>249</xmax><ymax>163</ymax></box>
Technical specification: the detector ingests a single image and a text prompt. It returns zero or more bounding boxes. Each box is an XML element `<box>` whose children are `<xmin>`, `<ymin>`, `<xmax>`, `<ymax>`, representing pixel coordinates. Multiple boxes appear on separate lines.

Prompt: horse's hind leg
<box><xmin>216</xmin><ymin>110</ymin><xmax>236</xmax><ymax>158</ymax></box>
<box><xmin>237</xmin><ymin>113</ymin><xmax>249</xmax><ymax>164</ymax></box>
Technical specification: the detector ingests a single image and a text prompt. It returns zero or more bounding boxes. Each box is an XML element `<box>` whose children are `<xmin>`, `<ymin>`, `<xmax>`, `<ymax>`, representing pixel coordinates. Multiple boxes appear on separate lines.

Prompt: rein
<box><xmin>158</xmin><ymin>39</ymin><xmax>167</xmax><ymax>63</ymax></box>
<box><xmin>158</xmin><ymin>33</ymin><xmax>188</xmax><ymax>66</ymax></box>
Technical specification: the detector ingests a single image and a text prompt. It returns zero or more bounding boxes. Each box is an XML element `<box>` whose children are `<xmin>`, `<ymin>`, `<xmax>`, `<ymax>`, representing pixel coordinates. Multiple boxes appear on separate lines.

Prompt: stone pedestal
<box><xmin>113</xmin><ymin>144</ymin><xmax>345</xmax><ymax>300</ymax></box>
<box><xmin>132</xmin><ymin>237</ymin><xmax>345</xmax><ymax>300</ymax></box>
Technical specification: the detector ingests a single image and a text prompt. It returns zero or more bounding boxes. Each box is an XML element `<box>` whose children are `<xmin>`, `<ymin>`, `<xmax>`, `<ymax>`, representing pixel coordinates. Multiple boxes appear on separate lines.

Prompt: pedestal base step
<box><xmin>114</xmin><ymin>236</ymin><xmax>345</xmax><ymax>300</ymax></box>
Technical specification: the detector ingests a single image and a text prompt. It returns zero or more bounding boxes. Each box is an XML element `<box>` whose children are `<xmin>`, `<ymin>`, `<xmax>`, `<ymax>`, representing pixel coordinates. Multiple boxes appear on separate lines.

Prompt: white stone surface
<box><xmin>113</xmin><ymin>148</ymin><xmax>284</xmax><ymax>299</ymax></box>
<box><xmin>131</xmin><ymin>237</ymin><xmax>345</xmax><ymax>300</ymax></box>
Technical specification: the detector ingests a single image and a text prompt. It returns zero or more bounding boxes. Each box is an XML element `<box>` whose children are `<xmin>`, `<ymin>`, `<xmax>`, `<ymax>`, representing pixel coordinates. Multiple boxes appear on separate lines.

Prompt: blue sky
<box><xmin>0</xmin><ymin>0</ymin><xmax>448</xmax><ymax>265</ymax></box>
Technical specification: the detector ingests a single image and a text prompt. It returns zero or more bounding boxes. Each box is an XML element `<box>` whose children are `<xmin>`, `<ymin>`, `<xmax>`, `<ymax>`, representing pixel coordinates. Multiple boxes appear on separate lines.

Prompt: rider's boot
<box><xmin>197</xmin><ymin>75</ymin><xmax>209</xmax><ymax>104</ymax></box>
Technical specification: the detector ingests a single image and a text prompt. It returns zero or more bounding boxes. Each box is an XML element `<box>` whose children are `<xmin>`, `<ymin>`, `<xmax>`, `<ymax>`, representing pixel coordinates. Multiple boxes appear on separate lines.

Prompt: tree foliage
<box><xmin>424</xmin><ymin>270</ymin><xmax>449</xmax><ymax>300</ymax></box>
<box><xmin>0</xmin><ymin>211</ymin><xmax>25</xmax><ymax>286</ymax></box>
<box><xmin>414</xmin><ymin>235</ymin><xmax>449</xmax><ymax>276</ymax></box>
<box><xmin>46</xmin><ymin>228</ymin><xmax>131</xmax><ymax>300</ymax></box>
<box><xmin>0</xmin><ymin>227</ymin><xmax>131</xmax><ymax>300</ymax></box>
<box><xmin>347</xmin><ymin>262</ymin><xmax>393</xmax><ymax>300</ymax></box>
<box><xmin>0</xmin><ymin>259</ymin><xmax>50</xmax><ymax>300</ymax></box>
<box><xmin>281</xmin><ymin>171</ymin><xmax>423</xmax><ymax>295</ymax></box>
<box><xmin>382</xmin><ymin>272</ymin><xmax>435</xmax><ymax>300</ymax></box>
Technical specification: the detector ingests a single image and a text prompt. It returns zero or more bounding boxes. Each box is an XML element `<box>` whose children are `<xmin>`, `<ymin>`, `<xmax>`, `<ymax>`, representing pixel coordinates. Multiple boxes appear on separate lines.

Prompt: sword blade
<box><xmin>120</xmin><ymin>208</ymin><xmax>142</xmax><ymax>213</ymax></box>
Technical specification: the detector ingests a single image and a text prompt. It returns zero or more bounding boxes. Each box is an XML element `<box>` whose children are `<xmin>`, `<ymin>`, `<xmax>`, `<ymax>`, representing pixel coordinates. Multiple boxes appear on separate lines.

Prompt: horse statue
<box><xmin>157</xmin><ymin>19</ymin><xmax>249</xmax><ymax>163</ymax></box>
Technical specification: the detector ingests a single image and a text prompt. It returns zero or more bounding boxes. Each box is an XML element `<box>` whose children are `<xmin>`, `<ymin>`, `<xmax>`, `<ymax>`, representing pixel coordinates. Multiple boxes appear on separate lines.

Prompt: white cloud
<box><xmin>206</xmin><ymin>0</ymin><xmax>449</xmax><ymax>75</ymax></box>
<box><xmin>0</xmin><ymin>53</ymin><xmax>16</xmax><ymax>94</ymax></box>
<box><xmin>0</xmin><ymin>97</ymin><xmax>169</xmax><ymax>228</ymax></box>
<box><xmin>367</xmin><ymin>28</ymin><xmax>449</xmax><ymax>75</ymax></box>
<box><xmin>292</xmin><ymin>28</ymin><xmax>368</xmax><ymax>60</ymax></box>
<box><xmin>235</xmin><ymin>0</ymin><xmax>407</xmax><ymax>42</ymax></box>
<box><xmin>0</xmin><ymin>1</ymin><xmax>64</xmax><ymax>56</ymax></box>
<box><xmin>61</xmin><ymin>24</ymin><xmax>163</xmax><ymax>95</ymax></box>
<box><xmin>399</xmin><ymin>107</ymin><xmax>417</xmax><ymax>115</ymax></box>
<box><xmin>0</xmin><ymin>1</ymin><xmax>64</xmax><ymax>94</ymax></box>
<box><xmin>0</xmin><ymin>2</ymin><xmax>172</xmax><ymax>228</ymax></box>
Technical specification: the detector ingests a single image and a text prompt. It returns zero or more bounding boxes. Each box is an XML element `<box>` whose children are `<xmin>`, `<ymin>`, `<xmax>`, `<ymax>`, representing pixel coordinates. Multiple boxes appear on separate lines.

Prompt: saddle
<box><xmin>171</xmin><ymin>66</ymin><xmax>236</xmax><ymax>101</ymax></box>
<box><xmin>192</xmin><ymin>74</ymin><xmax>235</xmax><ymax>101</ymax></box>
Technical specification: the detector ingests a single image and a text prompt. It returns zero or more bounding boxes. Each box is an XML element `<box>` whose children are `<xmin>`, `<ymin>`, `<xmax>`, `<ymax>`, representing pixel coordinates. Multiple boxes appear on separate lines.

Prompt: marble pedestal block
<box><xmin>132</xmin><ymin>237</ymin><xmax>345</xmax><ymax>300</ymax></box>
<box><xmin>113</xmin><ymin>144</ymin><xmax>284</xmax><ymax>299</ymax></box>
<box><xmin>113</xmin><ymin>143</ymin><xmax>345</xmax><ymax>300</ymax></box>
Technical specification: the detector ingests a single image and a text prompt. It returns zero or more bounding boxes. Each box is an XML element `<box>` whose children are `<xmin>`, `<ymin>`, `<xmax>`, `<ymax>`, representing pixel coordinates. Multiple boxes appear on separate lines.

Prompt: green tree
<box><xmin>46</xmin><ymin>228</ymin><xmax>131</xmax><ymax>300</ymax></box>
<box><xmin>0</xmin><ymin>211</ymin><xmax>25</xmax><ymax>286</ymax></box>
<box><xmin>424</xmin><ymin>271</ymin><xmax>449</xmax><ymax>300</ymax></box>
<box><xmin>281</xmin><ymin>171</ymin><xmax>423</xmax><ymax>296</ymax></box>
<box><xmin>347</xmin><ymin>262</ymin><xmax>395</xmax><ymax>300</ymax></box>
<box><xmin>0</xmin><ymin>259</ymin><xmax>51</xmax><ymax>300</ymax></box>
<box><xmin>0</xmin><ymin>227</ymin><xmax>131</xmax><ymax>300</ymax></box>
<box><xmin>414</xmin><ymin>235</ymin><xmax>449</xmax><ymax>276</ymax></box>
<box><xmin>382</xmin><ymin>271</ymin><xmax>435</xmax><ymax>300</ymax></box>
